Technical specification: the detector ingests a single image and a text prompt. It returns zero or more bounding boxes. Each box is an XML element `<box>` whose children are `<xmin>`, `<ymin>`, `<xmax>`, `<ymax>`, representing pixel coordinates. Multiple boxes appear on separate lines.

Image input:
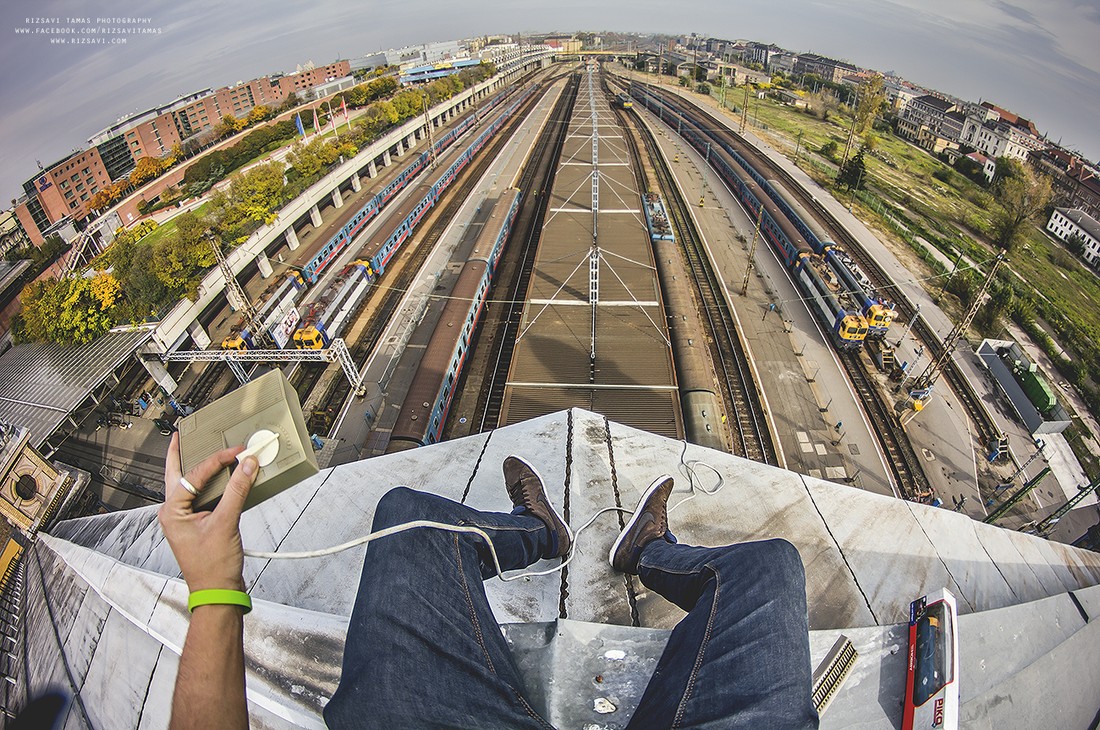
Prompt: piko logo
<box><xmin>933</xmin><ymin>697</ymin><xmax>944</xmax><ymax>726</ymax></box>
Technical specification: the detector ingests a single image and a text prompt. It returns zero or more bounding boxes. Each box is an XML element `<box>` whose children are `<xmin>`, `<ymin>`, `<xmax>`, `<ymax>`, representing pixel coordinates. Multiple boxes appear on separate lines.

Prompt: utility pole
<box><xmin>895</xmin><ymin>303</ymin><xmax>921</xmax><ymax>347</ymax></box>
<box><xmin>740</xmin><ymin>85</ymin><xmax>749</xmax><ymax>132</ymax></box>
<box><xmin>691</xmin><ymin>36</ymin><xmax>699</xmax><ymax>89</ymax></box>
<box><xmin>740</xmin><ymin>206</ymin><xmax>765</xmax><ymax>296</ymax></box>
<box><xmin>794</xmin><ymin>129</ymin><xmax>803</xmax><ymax>165</ymax></box>
<box><xmin>913</xmin><ymin>251</ymin><xmax>1007</xmax><ymax>393</ymax></box>
<box><xmin>839</xmin><ymin>82</ymin><xmax>862</xmax><ymax>166</ymax></box>
<box><xmin>935</xmin><ymin>251</ymin><xmax>964</xmax><ymax>303</ymax></box>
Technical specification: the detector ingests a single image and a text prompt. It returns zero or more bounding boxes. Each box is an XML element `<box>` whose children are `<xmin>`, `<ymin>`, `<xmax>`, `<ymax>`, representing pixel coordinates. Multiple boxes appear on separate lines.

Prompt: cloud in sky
<box><xmin>1</xmin><ymin>0</ymin><xmax>1098</xmax><ymax>202</ymax></box>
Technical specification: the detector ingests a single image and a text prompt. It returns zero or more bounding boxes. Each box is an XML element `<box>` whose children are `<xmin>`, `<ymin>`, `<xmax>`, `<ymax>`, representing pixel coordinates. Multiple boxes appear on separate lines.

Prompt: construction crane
<box><xmin>912</xmin><ymin>250</ymin><xmax>1007</xmax><ymax>394</ymax></box>
<box><xmin>157</xmin><ymin>337</ymin><xmax>365</xmax><ymax>396</ymax></box>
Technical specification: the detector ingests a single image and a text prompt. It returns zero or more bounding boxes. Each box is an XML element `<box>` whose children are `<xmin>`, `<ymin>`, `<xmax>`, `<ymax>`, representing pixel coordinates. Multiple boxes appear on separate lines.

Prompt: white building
<box><xmin>960</xmin><ymin>102</ymin><xmax>1046</xmax><ymax>164</ymax></box>
<box><xmin>1047</xmin><ymin>207</ymin><xmax>1100</xmax><ymax>268</ymax></box>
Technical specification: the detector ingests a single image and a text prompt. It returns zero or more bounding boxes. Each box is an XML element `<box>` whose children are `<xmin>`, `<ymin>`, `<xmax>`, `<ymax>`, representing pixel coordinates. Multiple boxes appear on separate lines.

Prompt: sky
<box><xmin>2</xmin><ymin>0</ymin><xmax>1099</xmax><ymax>206</ymax></box>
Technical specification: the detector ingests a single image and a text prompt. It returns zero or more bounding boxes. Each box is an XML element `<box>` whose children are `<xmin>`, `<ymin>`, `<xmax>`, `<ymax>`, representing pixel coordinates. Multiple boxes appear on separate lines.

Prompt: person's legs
<box><xmin>629</xmin><ymin>538</ymin><xmax>818</xmax><ymax>729</ymax></box>
<box><xmin>324</xmin><ymin>485</ymin><xmax>555</xmax><ymax>729</ymax></box>
<box><xmin>611</xmin><ymin>477</ymin><xmax>817</xmax><ymax>730</ymax></box>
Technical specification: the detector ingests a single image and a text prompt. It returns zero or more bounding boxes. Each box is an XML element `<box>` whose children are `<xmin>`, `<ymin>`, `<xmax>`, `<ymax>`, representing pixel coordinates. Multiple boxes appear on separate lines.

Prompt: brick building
<box><xmin>13</xmin><ymin>59</ymin><xmax>351</xmax><ymax>245</ymax></box>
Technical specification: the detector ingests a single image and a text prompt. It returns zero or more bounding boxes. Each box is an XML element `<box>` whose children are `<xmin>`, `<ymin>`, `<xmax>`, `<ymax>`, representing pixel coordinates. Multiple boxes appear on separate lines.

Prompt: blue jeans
<box><xmin>324</xmin><ymin>488</ymin><xmax>818</xmax><ymax>729</ymax></box>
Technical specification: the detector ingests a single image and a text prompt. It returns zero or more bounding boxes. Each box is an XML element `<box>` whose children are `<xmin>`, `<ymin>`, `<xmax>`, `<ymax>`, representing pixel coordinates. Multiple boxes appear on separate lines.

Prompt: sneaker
<box><xmin>609</xmin><ymin>476</ymin><xmax>676</xmax><ymax>574</ymax></box>
<box><xmin>503</xmin><ymin>456</ymin><xmax>573</xmax><ymax>559</ymax></box>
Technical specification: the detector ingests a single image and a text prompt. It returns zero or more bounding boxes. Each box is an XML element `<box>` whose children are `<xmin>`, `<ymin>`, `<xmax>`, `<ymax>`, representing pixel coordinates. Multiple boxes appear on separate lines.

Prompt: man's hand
<box><xmin>159</xmin><ymin>433</ymin><xmax>258</xmax><ymax>592</ymax></box>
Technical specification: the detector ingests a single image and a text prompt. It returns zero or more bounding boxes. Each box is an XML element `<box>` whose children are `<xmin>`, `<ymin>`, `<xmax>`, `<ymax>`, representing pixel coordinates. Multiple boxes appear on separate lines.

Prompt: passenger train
<box><xmin>386</xmin><ymin>188</ymin><xmax>523</xmax><ymax>451</ymax></box>
<box><xmin>220</xmin><ymin>84</ymin><xmax>521</xmax><ymax>351</ymax></box>
<box><xmin>631</xmin><ymin>83</ymin><xmax>896</xmax><ymax>348</ymax></box>
<box><xmin>632</xmin><ymin>85</ymin><xmax>867</xmax><ymax>350</ymax></box>
<box><xmin>289</xmin><ymin>85</ymin><xmax>537</xmax><ymax>350</ymax></box>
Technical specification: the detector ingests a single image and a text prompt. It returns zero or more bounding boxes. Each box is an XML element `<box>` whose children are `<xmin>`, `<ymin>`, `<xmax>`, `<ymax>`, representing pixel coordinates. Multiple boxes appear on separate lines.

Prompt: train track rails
<box><xmin>469</xmin><ymin>75</ymin><xmax>580</xmax><ymax>433</ymax></box>
<box><xmin>303</xmin><ymin>80</ymin><xmax>555</xmax><ymax>437</ymax></box>
<box><xmin>635</xmin><ymin>84</ymin><xmax>936</xmax><ymax>495</ymax></box>
<box><xmin>616</xmin><ymin>92</ymin><xmax>776</xmax><ymax>464</ymax></box>
<box><xmin>720</xmin><ymin>113</ymin><xmax>999</xmax><ymax>448</ymax></box>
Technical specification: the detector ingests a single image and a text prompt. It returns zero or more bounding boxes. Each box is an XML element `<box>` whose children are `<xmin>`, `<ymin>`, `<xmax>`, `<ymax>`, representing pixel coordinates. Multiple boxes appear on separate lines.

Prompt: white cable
<box><xmin>241</xmin><ymin>444</ymin><xmax>725</xmax><ymax>580</ymax></box>
<box><xmin>243</xmin><ymin>506</ymin><xmax>630</xmax><ymax>583</ymax></box>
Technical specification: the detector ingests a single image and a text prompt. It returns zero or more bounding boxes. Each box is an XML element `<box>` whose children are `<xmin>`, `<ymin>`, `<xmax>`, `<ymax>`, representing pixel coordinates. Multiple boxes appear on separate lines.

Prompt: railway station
<box><xmin>500</xmin><ymin>67</ymin><xmax>681</xmax><ymax>437</ymax></box>
<box><xmin>3</xmin><ymin>49</ymin><xmax>1100</xmax><ymax>728</ymax></box>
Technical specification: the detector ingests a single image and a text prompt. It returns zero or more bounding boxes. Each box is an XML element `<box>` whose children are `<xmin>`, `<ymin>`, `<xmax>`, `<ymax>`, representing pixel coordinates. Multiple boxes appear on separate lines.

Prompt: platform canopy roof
<box><xmin>0</xmin><ymin>328</ymin><xmax>152</xmax><ymax>448</ymax></box>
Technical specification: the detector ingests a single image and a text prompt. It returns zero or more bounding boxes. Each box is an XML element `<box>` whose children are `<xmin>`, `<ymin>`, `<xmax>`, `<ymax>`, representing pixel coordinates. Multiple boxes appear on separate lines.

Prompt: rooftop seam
<box><xmin>604</xmin><ymin>414</ymin><xmax>639</xmax><ymax>627</ymax></box>
<box><xmin>558</xmin><ymin>409</ymin><xmax>574</xmax><ymax>619</ymax></box>
<box><xmin>461</xmin><ymin>432</ymin><xmax>494</xmax><ymax>504</ymax></box>
<box><xmin>801</xmin><ymin>480</ymin><xmax>878</xmax><ymax>625</ymax></box>
<box><xmin>905</xmin><ymin>502</ymin><xmax>977</xmax><ymax>614</ymax></box>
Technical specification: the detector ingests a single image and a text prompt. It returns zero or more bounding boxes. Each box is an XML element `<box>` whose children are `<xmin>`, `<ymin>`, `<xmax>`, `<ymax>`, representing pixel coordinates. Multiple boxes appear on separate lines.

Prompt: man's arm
<box><xmin>159</xmin><ymin>433</ymin><xmax>258</xmax><ymax>730</ymax></box>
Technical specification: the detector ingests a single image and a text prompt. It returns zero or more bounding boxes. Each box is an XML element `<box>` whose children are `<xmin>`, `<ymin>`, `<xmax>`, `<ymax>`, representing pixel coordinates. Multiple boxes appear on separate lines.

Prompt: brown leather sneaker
<box><xmin>609</xmin><ymin>476</ymin><xmax>675</xmax><ymax>574</ymax></box>
<box><xmin>503</xmin><ymin>456</ymin><xmax>573</xmax><ymax>559</ymax></box>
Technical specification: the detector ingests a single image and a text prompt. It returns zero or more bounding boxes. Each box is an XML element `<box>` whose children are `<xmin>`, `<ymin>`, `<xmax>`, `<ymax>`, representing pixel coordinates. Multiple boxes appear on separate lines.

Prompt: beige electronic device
<box><xmin>177</xmin><ymin>369</ymin><xmax>318</xmax><ymax>511</ymax></box>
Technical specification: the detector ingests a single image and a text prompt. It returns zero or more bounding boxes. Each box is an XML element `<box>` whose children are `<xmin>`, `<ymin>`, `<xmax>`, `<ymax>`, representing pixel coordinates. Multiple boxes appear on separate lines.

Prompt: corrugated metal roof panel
<box><xmin>0</xmin><ymin>329</ymin><xmax>152</xmax><ymax>447</ymax></box>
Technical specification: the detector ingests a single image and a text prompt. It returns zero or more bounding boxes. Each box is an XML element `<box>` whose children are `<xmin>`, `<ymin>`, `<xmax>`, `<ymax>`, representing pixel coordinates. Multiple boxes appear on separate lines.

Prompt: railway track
<box><xmin>617</xmin><ymin>92</ymin><xmax>776</xmax><ymax>464</ymax></box>
<box><xmin>712</xmin><ymin>109</ymin><xmax>1000</xmax><ymax>448</ymax></box>
<box><xmin>633</xmin><ymin>84</ymin><xmax>936</xmax><ymax>495</ymax></box>
<box><xmin>711</xmin><ymin>121</ymin><xmax>930</xmax><ymax>495</ymax></box>
<box><xmin>303</xmin><ymin>79</ymin><xmax>555</xmax><ymax>437</ymax></box>
<box><xmin>469</xmin><ymin>75</ymin><xmax>580</xmax><ymax>433</ymax></box>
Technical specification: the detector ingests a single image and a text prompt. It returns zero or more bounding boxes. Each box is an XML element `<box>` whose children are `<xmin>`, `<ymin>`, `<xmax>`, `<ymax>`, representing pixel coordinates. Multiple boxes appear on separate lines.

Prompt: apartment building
<box><xmin>1047</xmin><ymin>207</ymin><xmax>1100</xmax><ymax>267</ymax></box>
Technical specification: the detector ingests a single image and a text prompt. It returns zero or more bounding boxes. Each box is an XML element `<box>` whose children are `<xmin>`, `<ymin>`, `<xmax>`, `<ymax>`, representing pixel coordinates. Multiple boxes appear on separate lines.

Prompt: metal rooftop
<box><xmin>0</xmin><ymin>328</ymin><xmax>152</xmax><ymax>450</ymax></box>
<box><xmin>16</xmin><ymin>409</ymin><xmax>1100</xmax><ymax>727</ymax></box>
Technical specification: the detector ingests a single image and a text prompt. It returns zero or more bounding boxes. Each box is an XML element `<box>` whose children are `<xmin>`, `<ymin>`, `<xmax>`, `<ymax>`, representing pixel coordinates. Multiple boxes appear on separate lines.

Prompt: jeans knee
<box><xmin>373</xmin><ymin>486</ymin><xmax>430</xmax><ymax>528</ymax></box>
<box><xmin>759</xmin><ymin>538</ymin><xmax>805</xmax><ymax>586</ymax></box>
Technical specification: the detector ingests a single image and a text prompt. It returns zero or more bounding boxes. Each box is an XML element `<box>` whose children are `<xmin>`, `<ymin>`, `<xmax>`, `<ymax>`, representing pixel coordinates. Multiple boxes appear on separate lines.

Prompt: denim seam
<box><xmin>452</xmin><ymin>534</ymin><xmax>553</xmax><ymax>729</ymax></box>
<box><xmin>673</xmin><ymin>564</ymin><xmax>719</xmax><ymax>728</ymax></box>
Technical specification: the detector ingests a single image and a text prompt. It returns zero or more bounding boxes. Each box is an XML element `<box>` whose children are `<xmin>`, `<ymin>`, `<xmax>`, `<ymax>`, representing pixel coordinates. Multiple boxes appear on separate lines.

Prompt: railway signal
<box><xmin>208</xmin><ymin>231</ymin><xmax>273</xmax><ymax>349</ymax></box>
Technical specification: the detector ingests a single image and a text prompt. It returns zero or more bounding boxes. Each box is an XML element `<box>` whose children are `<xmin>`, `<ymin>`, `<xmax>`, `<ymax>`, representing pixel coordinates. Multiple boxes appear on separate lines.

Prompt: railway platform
<box><xmin>636</xmin><ymin>78</ymin><xmax>994</xmax><ymax>514</ymax></box>
<box><xmin>635</xmin><ymin>103</ymin><xmax>894</xmax><ymax>496</ymax></box>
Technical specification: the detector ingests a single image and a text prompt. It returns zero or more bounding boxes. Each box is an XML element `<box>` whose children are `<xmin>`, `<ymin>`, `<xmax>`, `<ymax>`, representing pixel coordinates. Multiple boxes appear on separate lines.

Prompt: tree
<box><xmin>679</xmin><ymin>75</ymin><xmax>691</xmax><ymax>87</ymax></box>
<box><xmin>696</xmin><ymin>83</ymin><xmax>711</xmax><ymax>95</ymax></box>
<box><xmin>842</xmin><ymin>75</ymin><xmax>885</xmax><ymax>164</ymax></box>
<box><xmin>819</xmin><ymin>140</ymin><xmax>840</xmax><ymax>162</ymax></box>
<box><xmin>1066</xmin><ymin>233</ymin><xmax>1088</xmax><ymax>257</ymax></box>
<box><xmin>837</xmin><ymin>147</ymin><xmax>867</xmax><ymax>190</ymax></box>
<box><xmin>130</xmin><ymin>156</ymin><xmax>164</xmax><ymax>186</ymax></box>
<box><xmin>149</xmin><ymin>210</ymin><xmax>216</xmax><ymax>291</ymax></box>
<box><xmin>17</xmin><ymin>276</ymin><xmax>115</xmax><ymax>344</ymax></box>
<box><xmin>990</xmin><ymin>161</ymin><xmax>1053</xmax><ymax>252</ymax></box>
<box><xmin>246</xmin><ymin>106</ymin><xmax>271</xmax><ymax>126</ymax></box>
<box><xmin>287</xmin><ymin>139</ymin><xmax>324</xmax><ymax>180</ymax></box>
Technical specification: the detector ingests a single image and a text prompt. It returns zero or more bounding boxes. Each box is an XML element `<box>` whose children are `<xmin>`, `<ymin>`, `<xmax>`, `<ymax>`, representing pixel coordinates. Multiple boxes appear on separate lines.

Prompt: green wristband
<box><xmin>188</xmin><ymin>589</ymin><xmax>253</xmax><ymax>614</ymax></box>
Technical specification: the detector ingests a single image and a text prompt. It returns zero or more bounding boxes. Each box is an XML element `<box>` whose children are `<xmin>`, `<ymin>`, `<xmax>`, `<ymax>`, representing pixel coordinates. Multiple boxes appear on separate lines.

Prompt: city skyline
<box><xmin>2</xmin><ymin>0</ymin><xmax>1098</xmax><ymax>207</ymax></box>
